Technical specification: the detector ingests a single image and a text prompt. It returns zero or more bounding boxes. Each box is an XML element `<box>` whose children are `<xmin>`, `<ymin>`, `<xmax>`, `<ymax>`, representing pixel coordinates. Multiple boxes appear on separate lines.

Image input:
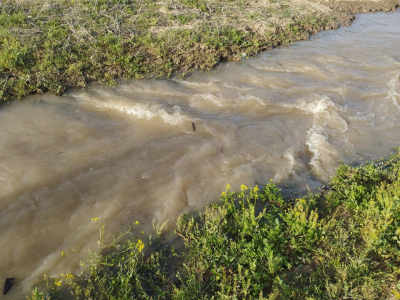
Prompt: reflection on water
<box><xmin>1</xmin><ymin>9</ymin><xmax>400</xmax><ymax>298</ymax></box>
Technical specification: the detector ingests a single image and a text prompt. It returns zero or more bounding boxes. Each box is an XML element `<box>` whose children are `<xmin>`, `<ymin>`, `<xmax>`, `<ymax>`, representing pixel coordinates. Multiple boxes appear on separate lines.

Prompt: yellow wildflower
<box><xmin>136</xmin><ymin>239</ymin><xmax>145</xmax><ymax>252</ymax></box>
<box><xmin>65</xmin><ymin>274</ymin><xmax>74</xmax><ymax>280</ymax></box>
<box><xmin>55</xmin><ymin>281</ymin><xmax>62</xmax><ymax>287</ymax></box>
<box><xmin>135</xmin><ymin>221</ymin><xmax>139</xmax><ymax>224</ymax></box>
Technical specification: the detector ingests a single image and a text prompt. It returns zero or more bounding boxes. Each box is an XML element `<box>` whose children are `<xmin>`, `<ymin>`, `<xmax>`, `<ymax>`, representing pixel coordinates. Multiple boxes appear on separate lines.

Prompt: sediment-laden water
<box><xmin>1</xmin><ymin>10</ymin><xmax>400</xmax><ymax>298</ymax></box>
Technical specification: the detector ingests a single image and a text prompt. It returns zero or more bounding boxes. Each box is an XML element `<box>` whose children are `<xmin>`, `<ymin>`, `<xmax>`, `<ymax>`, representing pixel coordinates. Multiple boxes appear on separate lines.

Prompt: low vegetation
<box><xmin>29</xmin><ymin>151</ymin><xmax>400</xmax><ymax>299</ymax></box>
<box><xmin>0</xmin><ymin>0</ymin><xmax>338</xmax><ymax>101</ymax></box>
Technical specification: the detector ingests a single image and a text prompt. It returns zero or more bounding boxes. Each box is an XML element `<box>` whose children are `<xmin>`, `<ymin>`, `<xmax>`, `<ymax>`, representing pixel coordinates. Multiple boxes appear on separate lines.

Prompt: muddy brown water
<box><xmin>1</xmin><ymin>10</ymin><xmax>400</xmax><ymax>298</ymax></box>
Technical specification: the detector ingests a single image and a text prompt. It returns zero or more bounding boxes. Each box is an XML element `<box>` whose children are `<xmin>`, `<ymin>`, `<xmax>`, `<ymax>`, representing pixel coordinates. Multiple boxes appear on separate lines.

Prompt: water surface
<box><xmin>1</xmin><ymin>9</ymin><xmax>400</xmax><ymax>298</ymax></box>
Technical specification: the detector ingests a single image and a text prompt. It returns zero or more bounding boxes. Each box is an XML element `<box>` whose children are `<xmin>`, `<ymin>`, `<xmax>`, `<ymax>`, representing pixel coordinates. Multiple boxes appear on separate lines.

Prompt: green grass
<box><xmin>29</xmin><ymin>151</ymin><xmax>400</xmax><ymax>299</ymax></box>
<box><xmin>0</xmin><ymin>0</ymin><xmax>337</xmax><ymax>101</ymax></box>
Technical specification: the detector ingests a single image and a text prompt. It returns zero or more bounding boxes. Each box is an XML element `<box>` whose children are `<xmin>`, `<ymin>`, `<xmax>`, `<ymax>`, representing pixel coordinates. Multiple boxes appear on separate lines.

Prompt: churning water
<box><xmin>1</xmin><ymin>9</ymin><xmax>400</xmax><ymax>298</ymax></box>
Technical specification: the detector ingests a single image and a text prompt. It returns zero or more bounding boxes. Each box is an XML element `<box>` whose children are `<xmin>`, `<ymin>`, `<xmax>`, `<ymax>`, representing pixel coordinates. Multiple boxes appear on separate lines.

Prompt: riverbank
<box><xmin>28</xmin><ymin>151</ymin><xmax>400</xmax><ymax>299</ymax></box>
<box><xmin>0</xmin><ymin>0</ymin><xmax>399</xmax><ymax>101</ymax></box>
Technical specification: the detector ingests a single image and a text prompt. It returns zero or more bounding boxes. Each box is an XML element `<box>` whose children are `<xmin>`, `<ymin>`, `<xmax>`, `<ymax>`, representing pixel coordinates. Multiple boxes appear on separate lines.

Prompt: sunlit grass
<box><xmin>0</xmin><ymin>0</ymin><xmax>337</xmax><ymax>101</ymax></box>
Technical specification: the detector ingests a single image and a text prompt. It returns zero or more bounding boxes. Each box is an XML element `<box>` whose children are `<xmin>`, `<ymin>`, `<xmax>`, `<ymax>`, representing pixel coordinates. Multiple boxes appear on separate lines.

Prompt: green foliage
<box><xmin>29</xmin><ymin>152</ymin><xmax>400</xmax><ymax>299</ymax></box>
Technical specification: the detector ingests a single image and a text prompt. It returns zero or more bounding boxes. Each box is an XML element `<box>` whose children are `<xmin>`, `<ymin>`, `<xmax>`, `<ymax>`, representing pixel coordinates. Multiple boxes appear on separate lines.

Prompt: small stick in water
<box><xmin>192</xmin><ymin>122</ymin><xmax>196</xmax><ymax>132</ymax></box>
<box><xmin>3</xmin><ymin>278</ymin><xmax>14</xmax><ymax>295</ymax></box>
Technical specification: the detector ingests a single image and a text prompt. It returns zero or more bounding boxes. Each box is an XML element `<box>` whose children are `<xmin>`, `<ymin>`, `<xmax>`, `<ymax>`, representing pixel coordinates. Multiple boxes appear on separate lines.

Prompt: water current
<box><xmin>1</xmin><ymin>9</ymin><xmax>400</xmax><ymax>298</ymax></box>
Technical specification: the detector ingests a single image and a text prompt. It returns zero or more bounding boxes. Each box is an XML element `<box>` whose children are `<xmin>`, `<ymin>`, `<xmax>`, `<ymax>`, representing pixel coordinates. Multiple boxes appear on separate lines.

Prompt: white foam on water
<box><xmin>252</xmin><ymin>64</ymin><xmax>313</xmax><ymax>74</ymax></box>
<box><xmin>383</xmin><ymin>55</ymin><xmax>400</xmax><ymax>65</ymax></box>
<box><xmin>189</xmin><ymin>93</ymin><xmax>267</xmax><ymax>110</ymax></box>
<box><xmin>386</xmin><ymin>72</ymin><xmax>400</xmax><ymax>109</ymax></box>
<box><xmin>290</xmin><ymin>95</ymin><xmax>350</xmax><ymax>180</ymax></box>
<box><xmin>222</xmin><ymin>83</ymin><xmax>253</xmax><ymax>91</ymax></box>
<box><xmin>274</xmin><ymin>147</ymin><xmax>302</xmax><ymax>182</ymax></box>
<box><xmin>80</xmin><ymin>96</ymin><xmax>190</xmax><ymax>126</ymax></box>
<box><xmin>306</xmin><ymin>124</ymin><xmax>342</xmax><ymax>180</ymax></box>
<box><xmin>100</xmin><ymin>101</ymin><xmax>187</xmax><ymax>125</ymax></box>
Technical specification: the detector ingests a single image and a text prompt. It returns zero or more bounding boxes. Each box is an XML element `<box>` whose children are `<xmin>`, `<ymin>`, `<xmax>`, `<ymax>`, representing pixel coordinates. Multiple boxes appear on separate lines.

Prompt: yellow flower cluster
<box><xmin>136</xmin><ymin>239</ymin><xmax>145</xmax><ymax>252</ymax></box>
<box><xmin>60</xmin><ymin>273</ymin><xmax>74</xmax><ymax>280</ymax></box>
<box><xmin>65</xmin><ymin>274</ymin><xmax>74</xmax><ymax>280</ymax></box>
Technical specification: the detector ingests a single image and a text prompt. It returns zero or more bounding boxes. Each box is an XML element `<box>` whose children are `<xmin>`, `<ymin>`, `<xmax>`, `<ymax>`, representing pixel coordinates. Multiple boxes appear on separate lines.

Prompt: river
<box><xmin>1</xmin><ymin>9</ymin><xmax>399</xmax><ymax>298</ymax></box>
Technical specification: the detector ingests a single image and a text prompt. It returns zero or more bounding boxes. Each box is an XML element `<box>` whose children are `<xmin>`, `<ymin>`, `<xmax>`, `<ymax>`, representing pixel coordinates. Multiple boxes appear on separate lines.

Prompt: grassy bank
<box><xmin>0</xmin><ymin>0</ymin><xmax>336</xmax><ymax>101</ymax></box>
<box><xmin>1</xmin><ymin>0</ymin><xmax>399</xmax><ymax>101</ymax></box>
<box><xmin>29</xmin><ymin>151</ymin><xmax>400</xmax><ymax>299</ymax></box>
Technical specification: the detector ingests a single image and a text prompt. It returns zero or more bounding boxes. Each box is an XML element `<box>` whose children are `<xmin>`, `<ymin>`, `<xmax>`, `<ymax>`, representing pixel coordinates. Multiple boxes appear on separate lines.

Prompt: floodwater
<box><xmin>1</xmin><ymin>9</ymin><xmax>400</xmax><ymax>298</ymax></box>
